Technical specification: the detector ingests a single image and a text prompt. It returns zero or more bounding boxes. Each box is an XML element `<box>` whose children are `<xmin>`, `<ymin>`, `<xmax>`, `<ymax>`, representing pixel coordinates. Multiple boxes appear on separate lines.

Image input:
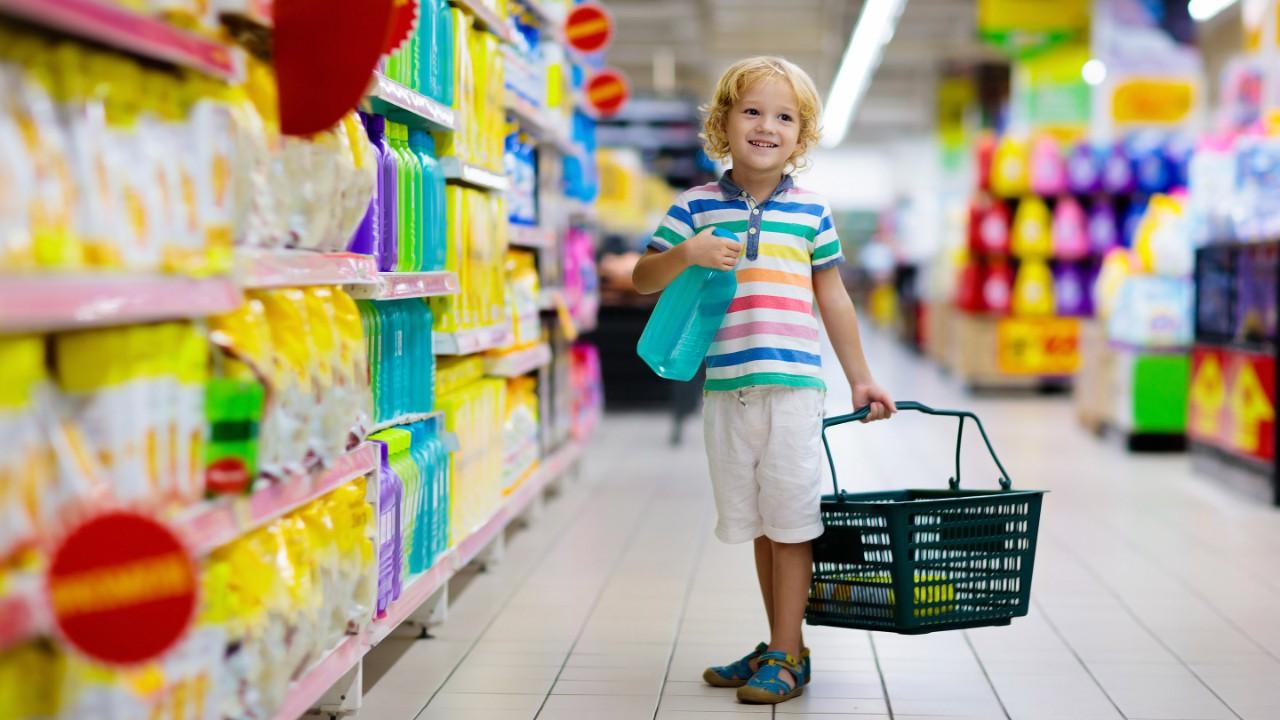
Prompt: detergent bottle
<box><xmin>1051</xmin><ymin>195</ymin><xmax>1089</xmax><ymax>260</ymax></box>
<box><xmin>638</xmin><ymin>228</ymin><xmax>741</xmax><ymax>381</ymax></box>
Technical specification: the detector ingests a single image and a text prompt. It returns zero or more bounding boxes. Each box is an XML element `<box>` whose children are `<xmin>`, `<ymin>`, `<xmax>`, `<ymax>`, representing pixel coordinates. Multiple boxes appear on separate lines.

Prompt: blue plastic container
<box><xmin>637</xmin><ymin>228</ymin><xmax>740</xmax><ymax>381</ymax></box>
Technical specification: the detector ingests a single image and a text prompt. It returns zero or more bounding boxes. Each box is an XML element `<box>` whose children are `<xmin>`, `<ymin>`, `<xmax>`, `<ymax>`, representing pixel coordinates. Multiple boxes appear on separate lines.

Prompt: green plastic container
<box><xmin>807</xmin><ymin>401</ymin><xmax>1045</xmax><ymax>635</ymax></box>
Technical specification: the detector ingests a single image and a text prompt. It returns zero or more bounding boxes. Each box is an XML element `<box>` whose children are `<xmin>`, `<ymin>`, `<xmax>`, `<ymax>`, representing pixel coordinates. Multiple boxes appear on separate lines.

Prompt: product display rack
<box><xmin>1188</xmin><ymin>239</ymin><xmax>1279</xmax><ymax>505</ymax></box>
<box><xmin>485</xmin><ymin>342</ymin><xmax>552</xmax><ymax>377</ymax></box>
<box><xmin>368</xmin><ymin>72</ymin><xmax>457</xmax><ymax>132</ymax></box>
<box><xmin>237</xmin><ymin>249</ymin><xmax>381</xmax><ymax>289</ymax></box>
<box><xmin>0</xmin><ymin>0</ymin><xmax>602</xmax><ymax>715</ymax></box>
<box><xmin>269</xmin><ymin>439</ymin><xmax>583</xmax><ymax>720</ymax></box>
<box><xmin>0</xmin><ymin>0</ymin><xmax>239</xmax><ymax>78</ymax></box>
<box><xmin>344</xmin><ymin>271</ymin><xmax>460</xmax><ymax>300</ymax></box>
<box><xmin>0</xmin><ymin>274</ymin><xmax>244</xmax><ymax>333</ymax></box>
<box><xmin>440</xmin><ymin>157</ymin><xmax>511</xmax><ymax>192</ymax></box>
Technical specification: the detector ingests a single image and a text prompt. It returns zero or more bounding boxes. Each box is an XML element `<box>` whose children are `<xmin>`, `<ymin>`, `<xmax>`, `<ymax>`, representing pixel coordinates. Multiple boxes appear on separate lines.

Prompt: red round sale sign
<box><xmin>564</xmin><ymin>3</ymin><xmax>613</xmax><ymax>54</ymax></box>
<box><xmin>585</xmin><ymin>68</ymin><xmax>630</xmax><ymax>118</ymax></box>
<box><xmin>46</xmin><ymin>511</ymin><xmax>199</xmax><ymax>666</ymax></box>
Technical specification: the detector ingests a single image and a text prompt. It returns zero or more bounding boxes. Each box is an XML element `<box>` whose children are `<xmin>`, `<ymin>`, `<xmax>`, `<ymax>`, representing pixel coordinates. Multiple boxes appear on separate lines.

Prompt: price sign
<box><xmin>996</xmin><ymin>317</ymin><xmax>1081</xmax><ymax>375</ymax></box>
<box><xmin>1189</xmin><ymin>345</ymin><xmax>1276</xmax><ymax>462</ymax></box>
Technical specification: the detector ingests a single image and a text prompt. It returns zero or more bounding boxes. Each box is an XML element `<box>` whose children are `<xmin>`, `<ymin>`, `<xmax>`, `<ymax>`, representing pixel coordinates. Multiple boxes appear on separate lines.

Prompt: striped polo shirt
<box><xmin>648</xmin><ymin>172</ymin><xmax>844</xmax><ymax>392</ymax></box>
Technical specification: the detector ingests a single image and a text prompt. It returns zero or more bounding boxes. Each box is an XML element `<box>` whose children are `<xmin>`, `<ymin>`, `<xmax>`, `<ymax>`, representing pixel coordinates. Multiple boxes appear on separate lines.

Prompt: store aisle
<box><xmin>358</xmin><ymin>330</ymin><xmax>1280</xmax><ymax>720</ymax></box>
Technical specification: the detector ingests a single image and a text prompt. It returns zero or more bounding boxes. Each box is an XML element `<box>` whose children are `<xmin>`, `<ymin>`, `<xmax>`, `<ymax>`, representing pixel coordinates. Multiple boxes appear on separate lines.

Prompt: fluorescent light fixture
<box><xmin>820</xmin><ymin>0</ymin><xmax>908</xmax><ymax>148</ymax></box>
<box><xmin>1188</xmin><ymin>0</ymin><xmax>1238</xmax><ymax>21</ymax></box>
<box><xmin>1082</xmin><ymin>59</ymin><xmax>1107</xmax><ymax>86</ymax></box>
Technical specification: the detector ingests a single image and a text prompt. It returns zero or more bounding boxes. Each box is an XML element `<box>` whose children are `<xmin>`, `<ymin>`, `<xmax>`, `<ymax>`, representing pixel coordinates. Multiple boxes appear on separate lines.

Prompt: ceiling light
<box><xmin>820</xmin><ymin>0</ymin><xmax>908</xmax><ymax>148</ymax></box>
<box><xmin>1082</xmin><ymin>59</ymin><xmax>1107</xmax><ymax>86</ymax></box>
<box><xmin>1188</xmin><ymin>0</ymin><xmax>1238</xmax><ymax>21</ymax></box>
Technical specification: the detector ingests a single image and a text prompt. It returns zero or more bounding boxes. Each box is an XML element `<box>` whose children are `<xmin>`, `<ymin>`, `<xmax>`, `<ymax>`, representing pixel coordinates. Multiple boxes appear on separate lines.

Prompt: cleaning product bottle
<box><xmin>1088</xmin><ymin>197</ymin><xmax>1119</xmax><ymax>254</ymax></box>
<box><xmin>1103</xmin><ymin>142</ymin><xmax>1136</xmax><ymax>195</ymax></box>
<box><xmin>1011</xmin><ymin>196</ymin><xmax>1052</xmax><ymax>259</ymax></box>
<box><xmin>409</xmin><ymin>129</ymin><xmax>444</xmax><ymax>272</ymax></box>
<box><xmin>955</xmin><ymin>257</ymin><xmax>985</xmax><ymax>312</ymax></box>
<box><xmin>637</xmin><ymin>228</ymin><xmax>741</xmax><ymax>381</ymax></box>
<box><xmin>348</xmin><ymin>113</ymin><xmax>381</xmax><ymax>259</ymax></box>
<box><xmin>1066</xmin><ymin>141</ymin><xmax>1103</xmax><ymax>194</ymax></box>
<box><xmin>977</xmin><ymin>198</ymin><xmax>1011</xmax><ymax>255</ymax></box>
<box><xmin>1054</xmin><ymin>262</ymin><xmax>1090</xmax><ymax>316</ymax></box>
<box><xmin>372</xmin><ymin>435</ymin><xmax>402</xmax><ymax>617</ymax></box>
<box><xmin>367</xmin><ymin>115</ymin><xmax>397</xmax><ymax>271</ymax></box>
<box><xmin>982</xmin><ymin>259</ymin><xmax>1013</xmax><ymax>314</ymax></box>
<box><xmin>991</xmin><ymin>135</ymin><xmax>1031</xmax><ymax>198</ymax></box>
<box><xmin>1012</xmin><ymin>259</ymin><xmax>1055</xmax><ymax>316</ymax></box>
<box><xmin>437</xmin><ymin>0</ymin><xmax>455</xmax><ymax>106</ymax></box>
<box><xmin>1029</xmin><ymin>134</ymin><xmax>1067</xmax><ymax>196</ymax></box>
<box><xmin>1051</xmin><ymin>195</ymin><xmax>1089</xmax><ymax>261</ymax></box>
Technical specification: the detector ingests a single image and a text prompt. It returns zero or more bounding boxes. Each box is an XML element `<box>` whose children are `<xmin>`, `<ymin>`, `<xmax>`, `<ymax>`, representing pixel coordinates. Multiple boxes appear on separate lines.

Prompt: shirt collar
<box><xmin>718</xmin><ymin>170</ymin><xmax>794</xmax><ymax>202</ymax></box>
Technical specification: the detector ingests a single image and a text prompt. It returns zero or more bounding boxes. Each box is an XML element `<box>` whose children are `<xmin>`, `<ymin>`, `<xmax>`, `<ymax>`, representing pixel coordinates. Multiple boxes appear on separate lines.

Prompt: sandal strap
<box><xmin>759</xmin><ymin>650</ymin><xmax>804</xmax><ymax>677</ymax></box>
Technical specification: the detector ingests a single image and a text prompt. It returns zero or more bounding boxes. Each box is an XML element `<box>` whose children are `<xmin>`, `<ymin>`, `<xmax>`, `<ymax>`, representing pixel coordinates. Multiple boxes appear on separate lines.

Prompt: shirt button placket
<box><xmin>747</xmin><ymin>202</ymin><xmax>762</xmax><ymax>261</ymax></box>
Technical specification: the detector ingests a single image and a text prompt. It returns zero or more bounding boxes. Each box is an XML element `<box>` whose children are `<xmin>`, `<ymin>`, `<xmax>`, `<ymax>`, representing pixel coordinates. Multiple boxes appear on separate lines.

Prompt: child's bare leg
<box><xmin>751</xmin><ymin>536</ymin><xmax>775</xmax><ymax>671</ymax></box>
<box><xmin>769</xmin><ymin>539</ymin><xmax>812</xmax><ymax>684</ymax></box>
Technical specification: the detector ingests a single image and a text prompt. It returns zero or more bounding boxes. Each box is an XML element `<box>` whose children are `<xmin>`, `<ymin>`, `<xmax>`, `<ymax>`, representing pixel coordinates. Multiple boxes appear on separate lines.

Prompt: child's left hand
<box><xmin>852</xmin><ymin>382</ymin><xmax>896</xmax><ymax>422</ymax></box>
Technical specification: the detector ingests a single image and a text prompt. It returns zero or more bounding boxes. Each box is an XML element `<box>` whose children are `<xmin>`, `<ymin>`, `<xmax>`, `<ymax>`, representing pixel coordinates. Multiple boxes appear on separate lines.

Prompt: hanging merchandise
<box><xmin>1011</xmin><ymin>196</ymin><xmax>1052</xmax><ymax>258</ymax></box>
<box><xmin>1051</xmin><ymin>195</ymin><xmax>1089</xmax><ymax>260</ymax></box>
<box><xmin>991</xmin><ymin>135</ymin><xmax>1031</xmax><ymax>198</ymax></box>
<box><xmin>1029</xmin><ymin>134</ymin><xmax>1067</xmax><ymax>196</ymax></box>
<box><xmin>1066</xmin><ymin>141</ymin><xmax>1103</xmax><ymax>194</ymax></box>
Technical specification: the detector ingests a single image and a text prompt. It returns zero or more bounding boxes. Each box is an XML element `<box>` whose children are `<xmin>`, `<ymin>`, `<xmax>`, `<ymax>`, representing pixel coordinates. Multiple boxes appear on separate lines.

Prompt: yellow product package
<box><xmin>186</xmin><ymin>73</ymin><xmax>237</xmax><ymax>273</ymax></box>
<box><xmin>253</xmin><ymin>289</ymin><xmax>315</xmax><ymax>476</ymax></box>
<box><xmin>0</xmin><ymin>335</ymin><xmax>50</xmax><ymax>559</ymax></box>
<box><xmin>329</xmin><ymin>286</ymin><xmax>373</xmax><ymax>444</ymax></box>
<box><xmin>302</xmin><ymin>287</ymin><xmax>341</xmax><ymax>462</ymax></box>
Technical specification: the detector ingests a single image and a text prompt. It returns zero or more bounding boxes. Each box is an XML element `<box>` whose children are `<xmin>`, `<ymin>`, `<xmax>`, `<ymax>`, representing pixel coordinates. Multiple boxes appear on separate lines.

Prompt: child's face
<box><xmin>726</xmin><ymin>77</ymin><xmax>801</xmax><ymax>176</ymax></box>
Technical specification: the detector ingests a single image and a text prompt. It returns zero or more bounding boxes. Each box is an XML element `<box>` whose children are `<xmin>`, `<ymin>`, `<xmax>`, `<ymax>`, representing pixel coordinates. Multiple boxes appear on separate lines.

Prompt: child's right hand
<box><xmin>682</xmin><ymin>228</ymin><xmax>742</xmax><ymax>271</ymax></box>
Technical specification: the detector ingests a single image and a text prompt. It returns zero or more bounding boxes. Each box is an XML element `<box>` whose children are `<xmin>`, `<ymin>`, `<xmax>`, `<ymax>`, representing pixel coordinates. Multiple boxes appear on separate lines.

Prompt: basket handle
<box><xmin>821</xmin><ymin>400</ymin><xmax>1013</xmax><ymax>495</ymax></box>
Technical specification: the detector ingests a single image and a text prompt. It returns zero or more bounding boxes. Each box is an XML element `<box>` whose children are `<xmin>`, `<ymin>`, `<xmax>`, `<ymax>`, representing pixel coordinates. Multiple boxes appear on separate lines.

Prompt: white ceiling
<box><xmin>604</xmin><ymin>0</ymin><xmax>1001</xmax><ymax>142</ymax></box>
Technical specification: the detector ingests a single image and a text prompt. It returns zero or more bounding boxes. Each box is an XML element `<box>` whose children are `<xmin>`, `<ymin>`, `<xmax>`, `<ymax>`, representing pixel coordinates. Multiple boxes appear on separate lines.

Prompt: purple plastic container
<box><xmin>348</xmin><ymin>113</ymin><xmax>381</xmax><ymax>258</ymax></box>
<box><xmin>364</xmin><ymin>114</ymin><xmax>398</xmax><ymax>272</ymax></box>
<box><xmin>1087</xmin><ymin>198</ymin><xmax>1119</xmax><ymax>254</ymax></box>
<box><xmin>374</xmin><ymin>438</ymin><xmax>403</xmax><ymax>617</ymax></box>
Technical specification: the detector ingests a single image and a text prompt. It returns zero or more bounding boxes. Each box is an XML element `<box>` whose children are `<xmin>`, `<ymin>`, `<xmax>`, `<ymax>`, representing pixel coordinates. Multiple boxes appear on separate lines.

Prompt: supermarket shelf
<box><xmin>485</xmin><ymin>342</ymin><xmax>552</xmax><ymax>377</ymax></box>
<box><xmin>370</xmin><ymin>410</ymin><xmax>444</xmax><ymax>434</ymax></box>
<box><xmin>519</xmin><ymin>0</ymin><xmax>557</xmax><ymax>26</ymax></box>
<box><xmin>434</xmin><ymin>324</ymin><xmax>513</xmax><ymax>355</ymax></box>
<box><xmin>503</xmin><ymin>91</ymin><xmax>576</xmax><ymax>155</ymax></box>
<box><xmin>565</xmin><ymin>198</ymin><xmax>597</xmax><ymax>222</ymax></box>
<box><xmin>0</xmin><ymin>0</ymin><xmax>239</xmax><ymax>79</ymax></box>
<box><xmin>0</xmin><ymin>274</ymin><xmax>242</xmax><ymax>333</ymax></box>
<box><xmin>345</xmin><ymin>271</ymin><xmax>460</xmax><ymax>300</ymax></box>
<box><xmin>441</xmin><ymin>158</ymin><xmax>510</xmax><ymax>192</ymax></box>
<box><xmin>184</xmin><ymin>443</ymin><xmax>379</xmax><ymax>555</ymax></box>
<box><xmin>509</xmin><ymin>224</ymin><xmax>555</xmax><ymax>250</ymax></box>
<box><xmin>450</xmin><ymin>0</ymin><xmax>515</xmax><ymax>44</ymax></box>
<box><xmin>277</xmin><ymin>439</ymin><xmax>584</xmax><ymax>716</ymax></box>
<box><xmin>368</xmin><ymin>72</ymin><xmax>456</xmax><ymax>132</ymax></box>
<box><xmin>271</xmin><ymin>634</ymin><xmax>364</xmax><ymax>720</ymax></box>
<box><xmin>237</xmin><ymin>249</ymin><xmax>379</xmax><ymax>289</ymax></box>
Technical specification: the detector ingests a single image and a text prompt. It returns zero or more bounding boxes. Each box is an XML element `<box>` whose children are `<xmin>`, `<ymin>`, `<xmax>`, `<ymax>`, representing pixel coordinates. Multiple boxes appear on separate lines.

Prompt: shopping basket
<box><xmin>806</xmin><ymin>401</ymin><xmax>1044</xmax><ymax>635</ymax></box>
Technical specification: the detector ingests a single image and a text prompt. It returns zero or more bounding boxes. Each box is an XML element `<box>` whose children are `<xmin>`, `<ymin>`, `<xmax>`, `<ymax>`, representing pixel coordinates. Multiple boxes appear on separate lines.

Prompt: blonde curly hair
<box><xmin>700</xmin><ymin>56</ymin><xmax>824</xmax><ymax>173</ymax></box>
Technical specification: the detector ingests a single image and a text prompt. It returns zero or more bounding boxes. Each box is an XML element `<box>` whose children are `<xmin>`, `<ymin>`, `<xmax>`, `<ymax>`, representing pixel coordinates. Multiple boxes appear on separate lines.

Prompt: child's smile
<box><xmin>727</xmin><ymin>78</ymin><xmax>800</xmax><ymax>174</ymax></box>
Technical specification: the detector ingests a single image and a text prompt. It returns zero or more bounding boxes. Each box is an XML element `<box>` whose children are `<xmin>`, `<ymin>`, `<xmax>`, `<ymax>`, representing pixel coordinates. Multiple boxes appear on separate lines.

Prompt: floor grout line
<box><xmin>867</xmin><ymin>633</ymin><xmax>895</xmax><ymax>720</ymax></box>
<box><xmin>1053</xmin><ymin>536</ymin><xmax>1247</xmax><ymax>720</ymax></box>
<box><xmin>651</xmin><ymin>506</ymin><xmax>714</xmax><ymax>720</ymax></box>
<box><xmin>404</xmin><ymin>465</ymin><xmax>599</xmax><ymax>720</ymax></box>
<box><xmin>962</xmin><ymin>630</ymin><xmax>1013</xmax><ymax>720</ymax></box>
<box><xmin>1032</xmin><ymin>595</ymin><xmax>1129</xmax><ymax>720</ymax></box>
<box><xmin>531</xmin><ymin>469</ymin><xmax>668</xmax><ymax>720</ymax></box>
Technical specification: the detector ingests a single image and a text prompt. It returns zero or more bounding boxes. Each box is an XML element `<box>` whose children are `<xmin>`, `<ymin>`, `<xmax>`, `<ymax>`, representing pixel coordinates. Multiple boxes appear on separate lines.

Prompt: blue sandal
<box><xmin>737</xmin><ymin>651</ymin><xmax>807</xmax><ymax>704</ymax></box>
<box><xmin>703</xmin><ymin>644</ymin><xmax>811</xmax><ymax>688</ymax></box>
<box><xmin>703</xmin><ymin>642</ymin><xmax>767</xmax><ymax>687</ymax></box>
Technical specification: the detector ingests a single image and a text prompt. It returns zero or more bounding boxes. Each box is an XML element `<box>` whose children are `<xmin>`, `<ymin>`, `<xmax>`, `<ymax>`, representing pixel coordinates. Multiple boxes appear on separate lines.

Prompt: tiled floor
<box><xmin>357</xmin><ymin>330</ymin><xmax>1280</xmax><ymax>720</ymax></box>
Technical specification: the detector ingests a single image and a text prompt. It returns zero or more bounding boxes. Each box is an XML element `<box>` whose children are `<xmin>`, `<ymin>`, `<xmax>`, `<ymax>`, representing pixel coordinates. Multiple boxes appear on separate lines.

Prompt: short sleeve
<box><xmin>811</xmin><ymin>199</ymin><xmax>844</xmax><ymax>270</ymax></box>
<box><xmin>648</xmin><ymin>193</ymin><xmax>695</xmax><ymax>252</ymax></box>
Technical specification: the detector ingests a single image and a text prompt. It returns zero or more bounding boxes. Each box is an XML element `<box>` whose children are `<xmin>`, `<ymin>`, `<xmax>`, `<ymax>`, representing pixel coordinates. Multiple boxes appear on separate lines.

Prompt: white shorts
<box><xmin>703</xmin><ymin>386</ymin><xmax>826</xmax><ymax>544</ymax></box>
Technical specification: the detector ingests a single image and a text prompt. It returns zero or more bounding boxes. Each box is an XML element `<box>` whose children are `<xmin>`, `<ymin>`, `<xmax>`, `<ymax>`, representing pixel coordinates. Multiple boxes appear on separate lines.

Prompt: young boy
<box><xmin>632</xmin><ymin>56</ymin><xmax>896</xmax><ymax>704</ymax></box>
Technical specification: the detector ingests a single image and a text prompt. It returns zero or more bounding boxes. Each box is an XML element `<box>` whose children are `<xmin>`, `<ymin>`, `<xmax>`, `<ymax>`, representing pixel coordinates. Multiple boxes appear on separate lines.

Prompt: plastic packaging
<box><xmin>638</xmin><ymin>228</ymin><xmax>741</xmax><ymax>381</ymax></box>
